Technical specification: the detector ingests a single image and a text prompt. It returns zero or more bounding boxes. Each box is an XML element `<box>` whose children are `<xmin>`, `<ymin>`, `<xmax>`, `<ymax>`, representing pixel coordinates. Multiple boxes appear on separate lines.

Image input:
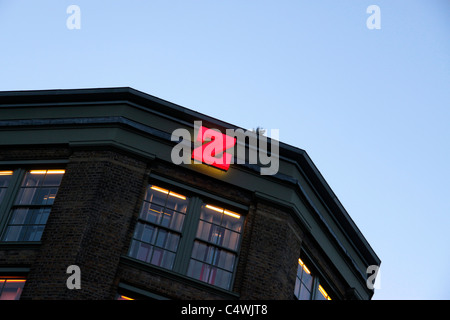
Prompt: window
<box><xmin>294</xmin><ymin>258</ymin><xmax>332</xmax><ymax>300</ymax></box>
<box><xmin>128</xmin><ymin>183</ymin><xmax>246</xmax><ymax>291</ymax></box>
<box><xmin>187</xmin><ymin>204</ymin><xmax>244</xmax><ymax>290</ymax></box>
<box><xmin>0</xmin><ymin>277</ymin><xmax>26</xmax><ymax>300</ymax></box>
<box><xmin>0</xmin><ymin>169</ymin><xmax>65</xmax><ymax>242</ymax></box>
<box><xmin>128</xmin><ymin>185</ymin><xmax>188</xmax><ymax>270</ymax></box>
<box><xmin>0</xmin><ymin>171</ymin><xmax>13</xmax><ymax>204</ymax></box>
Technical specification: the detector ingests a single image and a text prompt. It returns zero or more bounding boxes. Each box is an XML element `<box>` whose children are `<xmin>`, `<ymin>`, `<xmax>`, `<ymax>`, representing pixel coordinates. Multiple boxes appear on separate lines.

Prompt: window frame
<box><xmin>126</xmin><ymin>179</ymin><xmax>247</xmax><ymax>293</ymax></box>
<box><xmin>294</xmin><ymin>255</ymin><xmax>334</xmax><ymax>300</ymax></box>
<box><xmin>186</xmin><ymin>203</ymin><xmax>245</xmax><ymax>290</ymax></box>
<box><xmin>127</xmin><ymin>184</ymin><xmax>191</xmax><ymax>271</ymax></box>
<box><xmin>0</xmin><ymin>167</ymin><xmax>65</xmax><ymax>243</ymax></box>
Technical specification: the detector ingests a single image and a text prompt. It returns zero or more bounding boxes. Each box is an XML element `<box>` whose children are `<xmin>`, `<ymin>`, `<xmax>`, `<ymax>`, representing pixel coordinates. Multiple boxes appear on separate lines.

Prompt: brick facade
<box><xmin>0</xmin><ymin>144</ymin><xmax>356</xmax><ymax>300</ymax></box>
<box><xmin>0</xmin><ymin>88</ymin><xmax>380</xmax><ymax>300</ymax></box>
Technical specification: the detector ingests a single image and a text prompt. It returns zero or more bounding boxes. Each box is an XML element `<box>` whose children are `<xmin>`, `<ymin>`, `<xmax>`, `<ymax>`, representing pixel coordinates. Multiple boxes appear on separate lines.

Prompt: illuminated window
<box><xmin>295</xmin><ymin>258</ymin><xmax>314</xmax><ymax>300</ymax></box>
<box><xmin>0</xmin><ymin>171</ymin><xmax>14</xmax><ymax>205</ymax></box>
<box><xmin>1</xmin><ymin>169</ymin><xmax>65</xmax><ymax>242</ymax></box>
<box><xmin>0</xmin><ymin>277</ymin><xmax>26</xmax><ymax>300</ymax></box>
<box><xmin>128</xmin><ymin>185</ymin><xmax>188</xmax><ymax>270</ymax></box>
<box><xmin>294</xmin><ymin>258</ymin><xmax>332</xmax><ymax>300</ymax></box>
<box><xmin>128</xmin><ymin>183</ymin><xmax>246</xmax><ymax>291</ymax></box>
<box><xmin>317</xmin><ymin>284</ymin><xmax>332</xmax><ymax>300</ymax></box>
<box><xmin>187</xmin><ymin>204</ymin><xmax>244</xmax><ymax>290</ymax></box>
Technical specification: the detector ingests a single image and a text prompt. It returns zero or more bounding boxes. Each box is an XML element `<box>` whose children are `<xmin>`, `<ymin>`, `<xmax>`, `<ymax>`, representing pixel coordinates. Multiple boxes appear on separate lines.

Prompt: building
<box><xmin>0</xmin><ymin>87</ymin><xmax>380</xmax><ymax>300</ymax></box>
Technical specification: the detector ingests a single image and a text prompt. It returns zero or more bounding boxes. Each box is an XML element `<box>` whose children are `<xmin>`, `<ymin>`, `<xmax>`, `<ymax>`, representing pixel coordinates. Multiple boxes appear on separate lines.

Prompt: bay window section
<box><xmin>127</xmin><ymin>183</ymin><xmax>246</xmax><ymax>292</ymax></box>
<box><xmin>1</xmin><ymin>169</ymin><xmax>65</xmax><ymax>242</ymax></box>
<box><xmin>128</xmin><ymin>185</ymin><xmax>188</xmax><ymax>270</ymax></box>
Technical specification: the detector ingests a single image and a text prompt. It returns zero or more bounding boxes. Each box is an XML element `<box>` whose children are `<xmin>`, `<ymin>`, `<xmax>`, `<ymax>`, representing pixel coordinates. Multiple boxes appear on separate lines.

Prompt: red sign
<box><xmin>191</xmin><ymin>126</ymin><xmax>236</xmax><ymax>171</ymax></box>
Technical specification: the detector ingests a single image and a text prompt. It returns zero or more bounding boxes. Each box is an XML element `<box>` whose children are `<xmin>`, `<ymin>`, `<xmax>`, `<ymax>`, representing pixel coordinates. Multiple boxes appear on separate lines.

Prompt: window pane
<box><xmin>15</xmin><ymin>187</ymin><xmax>38</xmax><ymax>205</ymax></box>
<box><xmin>129</xmin><ymin>240</ymin><xmax>153</xmax><ymax>263</ymax></box>
<box><xmin>9</xmin><ymin>208</ymin><xmax>29</xmax><ymax>225</ymax></box>
<box><xmin>301</xmin><ymin>269</ymin><xmax>313</xmax><ymax>290</ymax></box>
<box><xmin>316</xmin><ymin>285</ymin><xmax>331</xmax><ymax>300</ymax></box>
<box><xmin>209</xmin><ymin>267</ymin><xmax>232</xmax><ymax>290</ymax></box>
<box><xmin>140</xmin><ymin>202</ymin><xmax>163</xmax><ymax>224</ymax></box>
<box><xmin>151</xmin><ymin>248</ymin><xmax>175</xmax><ymax>269</ymax></box>
<box><xmin>139</xmin><ymin>185</ymin><xmax>188</xmax><ymax>232</ymax></box>
<box><xmin>196</xmin><ymin>220</ymin><xmax>212</xmax><ymax>242</ymax></box>
<box><xmin>0</xmin><ymin>171</ymin><xmax>13</xmax><ymax>204</ymax></box>
<box><xmin>221</xmin><ymin>213</ymin><xmax>244</xmax><ymax>233</ymax></box>
<box><xmin>165</xmin><ymin>195</ymin><xmax>188</xmax><ymax>213</ymax></box>
<box><xmin>191</xmin><ymin>241</ymin><xmax>214</xmax><ymax>264</ymax></box>
<box><xmin>23</xmin><ymin>225</ymin><xmax>45</xmax><ymax>242</ymax></box>
<box><xmin>145</xmin><ymin>186</ymin><xmax>168</xmax><ymax>206</ymax></box>
<box><xmin>133</xmin><ymin>222</ymin><xmax>156</xmax><ymax>244</ymax></box>
<box><xmin>166</xmin><ymin>209</ymin><xmax>185</xmax><ymax>232</ymax></box>
<box><xmin>200</xmin><ymin>205</ymin><xmax>222</xmax><ymax>225</ymax></box>
<box><xmin>215</xmin><ymin>249</ymin><xmax>235</xmax><ymax>271</ymax></box>
<box><xmin>33</xmin><ymin>208</ymin><xmax>51</xmax><ymax>225</ymax></box>
<box><xmin>160</xmin><ymin>250</ymin><xmax>176</xmax><ymax>269</ymax></box>
<box><xmin>2</xmin><ymin>226</ymin><xmax>22</xmax><ymax>241</ymax></box>
<box><xmin>187</xmin><ymin>260</ymin><xmax>210</xmax><ymax>283</ymax></box>
<box><xmin>165</xmin><ymin>232</ymin><xmax>180</xmax><ymax>252</ymax></box>
<box><xmin>0</xmin><ymin>189</ymin><xmax>8</xmax><ymax>204</ymax></box>
<box><xmin>35</xmin><ymin>187</ymin><xmax>58</xmax><ymax>205</ymax></box>
<box><xmin>221</xmin><ymin>229</ymin><xmax>240</xmax><ymax>251</ymax></box>
<box><xmin>208</xmin><ymin>225</ymin><xmax>223</xmax><ymax>245</ymax></box>
<box><xmin>155</xmin><ymin>229</ymin><xmax>167</xmax><ymax>248</ymax></box>
<box><xmin>22</xmin><ymin>171</ymin><xmax>44</xmax><ymax>187</ymax></box>
<box><xmin>42</xmin><ymin>172</ymin><xmax>64</xmax><ymax>186</ymax></box>
<box><xmin>0</xmin><ymin>171</ymin><xmax>13</xmax><ymax>187</ymax></box>
<box><xmin>294</xmin><ymin>277</ymin><xmax>301</xmax><ymax>298</ymax></box>
<box><xmin>299</xmin><ymin>283</ymin><xmax>312</xmax><ymax>300</ymax></box>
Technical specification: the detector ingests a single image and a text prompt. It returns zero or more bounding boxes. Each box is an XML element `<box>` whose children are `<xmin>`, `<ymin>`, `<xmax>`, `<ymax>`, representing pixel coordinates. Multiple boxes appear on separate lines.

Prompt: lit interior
<box><xmin>318</xmin><ymin>285</ymin><xmax>331</xmax><ymax>300</ymax></box>
<box><xmin>30</xmin><ymin>170</ymin><xmax>65</xmax><ymax>174</ymax></box>
<box><xmin>150</xmin><ymin>185</ymin><xmax>186</xmax><ymax>200</ymax></box>
<box><xmin>205</xmin><ymin>204</ymin><xmax>240</xmax><ymax>219</ymax></box>
<box><xmin>0</xmin><ymin>171</ymin><xmax>13</xmax><ymax>176</ymax></box>
<box><xmin>298</xmin><ymin>258</ymin><xmax>311</xmax><ymax>274</ymax></box>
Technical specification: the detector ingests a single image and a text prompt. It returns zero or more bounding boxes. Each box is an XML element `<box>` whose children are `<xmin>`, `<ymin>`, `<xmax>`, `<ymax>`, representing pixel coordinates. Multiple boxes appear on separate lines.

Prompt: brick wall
<box><xmin>238</xmin><ymin>202</ymin><xmax>303</xmax><ymax>299</ymax></box>
<box><xmin>20</xmin><ymin>149</ymin><xmax>149</xmax><ymax>299</ymax></box>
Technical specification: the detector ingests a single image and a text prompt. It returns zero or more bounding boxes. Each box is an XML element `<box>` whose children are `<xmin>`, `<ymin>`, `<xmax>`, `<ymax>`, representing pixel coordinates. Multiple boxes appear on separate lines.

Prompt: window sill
<box><xmin>120</xmin><ymin>256</ymin><xmax>240</xmax><ymax>300</ymax></box>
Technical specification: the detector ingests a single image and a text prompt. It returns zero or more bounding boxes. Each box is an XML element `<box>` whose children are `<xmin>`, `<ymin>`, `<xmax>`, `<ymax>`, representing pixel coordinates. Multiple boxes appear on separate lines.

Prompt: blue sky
<box><xmin>0</xmin><ymin>0</ymin><xmax>449</xmax><ymax>299</ymax></box>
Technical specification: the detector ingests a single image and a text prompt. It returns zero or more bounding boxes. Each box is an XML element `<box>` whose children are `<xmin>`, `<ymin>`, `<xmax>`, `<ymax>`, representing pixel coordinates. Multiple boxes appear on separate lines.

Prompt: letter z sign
<box><xmin>192</xmin><ymin>126</ymin><xmax>236</xmax><ymax>171</ymax></box>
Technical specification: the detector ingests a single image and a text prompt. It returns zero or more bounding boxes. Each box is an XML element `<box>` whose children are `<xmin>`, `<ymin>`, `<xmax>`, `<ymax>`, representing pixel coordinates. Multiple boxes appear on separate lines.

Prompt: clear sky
<box><xmin>0</xmin><ymin>0</ymin><xmax>449</xmax><ymax>300</ymax></box>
